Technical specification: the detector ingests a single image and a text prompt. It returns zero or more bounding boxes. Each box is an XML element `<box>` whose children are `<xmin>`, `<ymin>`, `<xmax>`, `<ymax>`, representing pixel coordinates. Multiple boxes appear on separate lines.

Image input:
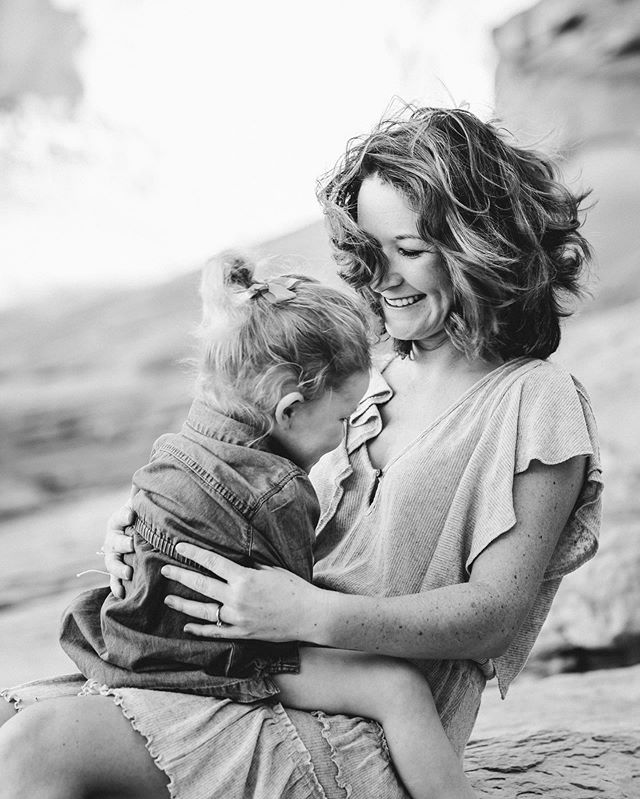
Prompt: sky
<box><xmin>0</xmin><ymin>0</ymin><xmax>534</xmax><ymax>308</ymax></box>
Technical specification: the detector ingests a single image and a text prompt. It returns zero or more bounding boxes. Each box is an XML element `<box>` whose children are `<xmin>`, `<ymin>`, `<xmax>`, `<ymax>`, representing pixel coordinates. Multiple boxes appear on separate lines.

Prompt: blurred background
<box><xmin>1</xmin><ymin>0</ymin><xmax>639</xmax><ymax>736</ymax></box>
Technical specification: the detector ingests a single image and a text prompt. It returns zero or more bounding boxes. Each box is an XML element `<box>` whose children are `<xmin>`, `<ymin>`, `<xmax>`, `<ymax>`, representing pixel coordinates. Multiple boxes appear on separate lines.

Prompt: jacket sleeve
<box><xmin>248</xmin><ymin>473</ymin><xmax>318</xmax><ymax>581</ymax></box>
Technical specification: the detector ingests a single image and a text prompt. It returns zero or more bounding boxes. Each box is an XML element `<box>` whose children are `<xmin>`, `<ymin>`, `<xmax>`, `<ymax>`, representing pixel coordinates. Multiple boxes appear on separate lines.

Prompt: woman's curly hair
<box><xmin>317</xmin><ymin>106</ymin><xmax>592</xmax><ymax>360</ymax></box>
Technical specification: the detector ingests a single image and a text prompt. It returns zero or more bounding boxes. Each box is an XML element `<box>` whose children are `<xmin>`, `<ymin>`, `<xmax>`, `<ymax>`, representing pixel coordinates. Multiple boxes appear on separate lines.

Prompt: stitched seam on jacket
<box><xmin>154</xmin><ymin>442</ymin><xmax>302</xmax><ymax>522</ymax></box>
<box><xmin>132</xmin><ymin>516</ymin><xmax>207</xmax><ymax>571</ymax></box>
<box><xmin>251</xmin><ymin>471</ymin><xmax>306</xmax><ymax>517</ymax></box>
<box><xmin>154</xmin><ymin>442</ymin><xmax>254</xmax><ymax>515</ymax></box>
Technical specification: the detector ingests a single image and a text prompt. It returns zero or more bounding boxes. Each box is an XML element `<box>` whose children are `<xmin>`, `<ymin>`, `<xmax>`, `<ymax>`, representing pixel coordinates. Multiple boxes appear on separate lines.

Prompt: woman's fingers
<box><xmin>164</xmin><ymin>595</ymin><xmax>223</xmax><ymax>623</ymax></box>
<box><xmin>161</xmin><ymin>563</ymin><xmax>229</xmax><ymax>601</ymax></box>
<box><xmin>174</xmin><ymin>543</ymin><xmax>248</xmax><ymax>582</ymax></box>
<box><xmin>104</xmin><ymin>529</ymin><xmax>135</xmax><ymax>555</ymax></box>
<box><xmin>182</xmin><ymin>622</ymin><xmax>245</xmax><ymax>639</ymax></box>
<box><xmin>102</xmin><ymin>497</ymin><xmax>136</xmax><ymax>596</ymax></box>
<box><xmin>161</xmin><ymin>544</ymin><xmax>316</xmax><ymax>642</ymax></box>
<box><xmin>107</xmin><ymin>504</ymin><xmax>136</xmax><ymax>533</ymax></box>
<box><xmin>105</xmin><ymin>549</ymin><xmax>132</xmax><ymax>599</ymax></box>
<box><xmin>164</xmin><ymin>595</ymin><xmax>217</xmax><ymax>620</ymax></box>
<box><xmin>164</xmin><ymin>595</ymin><xmax>246</xmax><ymax>638</ymax></box>
<box><xmin>109</xmin><ymin>575</ymin><xmax>126</xmax><ymax>600</ymax></box>
<box><xmin>105</xmin><ymin>552</ymin><xmax>132</xmax><ymax>580</ymax></box>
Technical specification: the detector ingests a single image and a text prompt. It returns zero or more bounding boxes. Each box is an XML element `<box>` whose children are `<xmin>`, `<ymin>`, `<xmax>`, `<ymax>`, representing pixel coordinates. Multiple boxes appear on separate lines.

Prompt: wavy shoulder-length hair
<box><xmin>317</xmin><ymin>106</ymin><xmax>592</xmax><ymax>360</ymax></box>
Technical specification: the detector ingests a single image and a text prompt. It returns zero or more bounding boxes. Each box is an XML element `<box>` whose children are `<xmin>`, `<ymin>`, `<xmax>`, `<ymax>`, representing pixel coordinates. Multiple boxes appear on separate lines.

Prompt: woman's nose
<box><xmin>371</xmin><ymin>264</ymin><xmax>402</xmax><ymax>293</ymax></box>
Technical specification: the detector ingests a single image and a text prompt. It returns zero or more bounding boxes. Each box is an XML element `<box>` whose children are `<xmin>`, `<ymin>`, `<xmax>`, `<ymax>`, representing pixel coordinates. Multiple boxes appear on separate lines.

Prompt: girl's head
<box><xmin>318</xmin><ymin>105</ymin><xmax>592</xmax><ymax>361</ymax></box>
<box><xmin>196</xmin><ymin>251</ymin><xmax>372</xmax><ymax>469</ymax></box>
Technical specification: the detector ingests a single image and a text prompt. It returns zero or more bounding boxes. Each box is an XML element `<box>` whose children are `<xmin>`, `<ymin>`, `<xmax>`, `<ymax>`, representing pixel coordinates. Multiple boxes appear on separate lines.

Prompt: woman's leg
<box><xmin>0</xmin><ymin>701</ymin><xmax>17</xmax><ymax>726</ymax></box>
<box><xmin>0</xmin><ymin>694</ymin><xmax>169</xmax><ymax>799</ymax></box>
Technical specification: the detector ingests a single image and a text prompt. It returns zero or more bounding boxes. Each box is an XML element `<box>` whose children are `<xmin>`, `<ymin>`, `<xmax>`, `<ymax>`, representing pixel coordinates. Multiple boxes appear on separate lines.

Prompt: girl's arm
<box><xmin>161</xmin><ymin>456</ymin><xmax>585</xmax><ymax>661</ymax></box>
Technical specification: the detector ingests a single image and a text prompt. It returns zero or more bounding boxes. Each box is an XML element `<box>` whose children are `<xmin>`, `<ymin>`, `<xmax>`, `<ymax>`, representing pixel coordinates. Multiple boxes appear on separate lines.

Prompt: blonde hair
<box><xmin>195</xmin><ymin>251</ymin><xmax>372</xmax><ymax>434</ymax></box>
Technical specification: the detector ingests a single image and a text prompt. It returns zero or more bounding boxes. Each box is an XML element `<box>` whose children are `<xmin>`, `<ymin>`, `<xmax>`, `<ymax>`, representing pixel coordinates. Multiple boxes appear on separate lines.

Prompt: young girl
<box><xmin>58</xmin><ymin>251</ymin><xmax>476</xmax><ymax>799</ymax></box>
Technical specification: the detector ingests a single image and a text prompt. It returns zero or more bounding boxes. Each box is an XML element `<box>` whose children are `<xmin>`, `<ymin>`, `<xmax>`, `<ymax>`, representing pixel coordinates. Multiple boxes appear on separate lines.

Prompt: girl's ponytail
<box><xmin>199</xmin><ymin>250</ymin><xmax>256</xmax><ymax>328</ymax></box>
<box><xmin>221</xmin><ymin>251</ymin><xmax>255</xmax><ymax>291</ymax></box>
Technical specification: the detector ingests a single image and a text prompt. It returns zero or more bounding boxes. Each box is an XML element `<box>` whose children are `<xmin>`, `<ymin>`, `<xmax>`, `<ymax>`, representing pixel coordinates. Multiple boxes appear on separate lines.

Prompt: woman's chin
<box><xmin>384</xmin><ymin>324</ymin><xmax>445</xmax><ymax>346</ymax></box>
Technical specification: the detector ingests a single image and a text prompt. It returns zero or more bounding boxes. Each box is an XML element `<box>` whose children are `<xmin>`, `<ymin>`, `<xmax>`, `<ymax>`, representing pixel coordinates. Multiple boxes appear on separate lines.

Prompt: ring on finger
<box><xmin>215</xmin><ymin>603</ymin><xmax>224</xmax><ymax>628</ymax></box>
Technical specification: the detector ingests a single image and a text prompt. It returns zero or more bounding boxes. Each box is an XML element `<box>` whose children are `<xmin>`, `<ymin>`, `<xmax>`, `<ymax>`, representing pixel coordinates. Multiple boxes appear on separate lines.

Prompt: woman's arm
<box><xmin>317</xmin><ymin>456</ymin><xmax>586</xmax><ymax>660</ymax></box>
<box><xmin>162</xmin><ymin>456</ymin><xmax>586</xmax><ymax>661</ymax></box>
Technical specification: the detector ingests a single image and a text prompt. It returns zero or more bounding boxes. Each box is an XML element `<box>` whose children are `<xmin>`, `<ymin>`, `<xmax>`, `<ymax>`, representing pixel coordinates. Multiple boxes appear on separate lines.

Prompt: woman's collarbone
<box><xmin>367</xmin><ymin>403</ymin><xmax>438</xmax><ymax>471</ymax></box>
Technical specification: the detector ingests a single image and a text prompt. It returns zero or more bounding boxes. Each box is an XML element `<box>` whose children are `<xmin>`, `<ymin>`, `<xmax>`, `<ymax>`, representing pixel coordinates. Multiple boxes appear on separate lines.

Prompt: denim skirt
<box><xmin>2</xmin><ymin>673</ymin><xmax>410</xmax><ymax>799</ymax></box>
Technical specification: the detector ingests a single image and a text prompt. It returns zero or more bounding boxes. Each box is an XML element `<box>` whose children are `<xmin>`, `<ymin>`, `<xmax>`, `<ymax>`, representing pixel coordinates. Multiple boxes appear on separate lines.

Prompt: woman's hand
<box><xmin>103</xmin><ymin>500</ymin><xmax>136</xmax><ymax>599</ymax></box>
<box><xmin>161</xmin><ymin>543</ymin><xmax>325</xmax><ymax>643</ymax></box>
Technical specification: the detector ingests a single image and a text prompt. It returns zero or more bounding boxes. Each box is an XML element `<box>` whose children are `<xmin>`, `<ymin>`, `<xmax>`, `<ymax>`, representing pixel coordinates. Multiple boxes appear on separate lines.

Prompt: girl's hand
<box><xmin>161</xmin><ymin>543</ymin><xmax>324</xmax><ymax>642</ymax></box>
<box><xmin>103</xmin><ymin>502</ymin><xmax>135</xmax><ymax>599</ymax></box>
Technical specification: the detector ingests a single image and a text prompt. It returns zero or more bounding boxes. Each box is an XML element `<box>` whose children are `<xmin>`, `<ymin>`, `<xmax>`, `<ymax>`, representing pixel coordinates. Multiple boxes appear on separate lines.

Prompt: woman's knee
<box><xmin>0</xmin><ymin>694</ymin><xmax>169</xmax><ymax>799</ymax></box>
<box><xmin>0</xmin><ymin>701</ymin><xmax>84</xmax><ymax>798</ymax></box>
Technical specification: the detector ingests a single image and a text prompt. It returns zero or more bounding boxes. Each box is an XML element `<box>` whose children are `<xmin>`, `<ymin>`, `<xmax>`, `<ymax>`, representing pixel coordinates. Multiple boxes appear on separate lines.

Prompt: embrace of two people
<box><xmin>0</xmin><ymin>106</ymin><xmax>601</xmax><ymax>799</ymax></box>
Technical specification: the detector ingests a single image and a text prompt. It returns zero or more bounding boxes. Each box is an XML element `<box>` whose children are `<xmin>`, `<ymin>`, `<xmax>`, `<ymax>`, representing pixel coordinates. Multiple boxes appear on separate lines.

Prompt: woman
<box><xmin>0</xmin><ymin>107</ymin><xmax>601</xmax><ymax>799</ymax></box>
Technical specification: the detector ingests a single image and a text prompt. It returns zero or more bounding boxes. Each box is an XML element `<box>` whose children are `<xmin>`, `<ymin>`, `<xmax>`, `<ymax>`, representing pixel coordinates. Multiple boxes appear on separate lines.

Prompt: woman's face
<box><xmin>356</xmin><ymin>174</ymin><xmax>453</xmax><ymax>347</ymax></box>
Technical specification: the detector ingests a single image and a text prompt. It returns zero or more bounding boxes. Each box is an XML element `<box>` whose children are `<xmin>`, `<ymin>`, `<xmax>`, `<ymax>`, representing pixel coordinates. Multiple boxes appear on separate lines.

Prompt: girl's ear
<box><xmin>274</xmin><ymin>392</ymin><xmax>304</xmax><ymax>428</ymax></box>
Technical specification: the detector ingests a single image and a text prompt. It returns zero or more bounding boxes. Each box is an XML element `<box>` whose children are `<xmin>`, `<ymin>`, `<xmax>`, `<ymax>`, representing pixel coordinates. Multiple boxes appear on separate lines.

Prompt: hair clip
<box><xmin>245</xmin><ymin>277</ymin><xmax>298</xmax><ymax>303</ymax></box>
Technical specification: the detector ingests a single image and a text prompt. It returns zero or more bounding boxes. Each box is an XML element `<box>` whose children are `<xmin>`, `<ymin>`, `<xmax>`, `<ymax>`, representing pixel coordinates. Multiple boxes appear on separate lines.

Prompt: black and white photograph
<box><xmin>0</xmin><ymin>1</ymin><xmax>638</xmax><ymax>796</ymax></box>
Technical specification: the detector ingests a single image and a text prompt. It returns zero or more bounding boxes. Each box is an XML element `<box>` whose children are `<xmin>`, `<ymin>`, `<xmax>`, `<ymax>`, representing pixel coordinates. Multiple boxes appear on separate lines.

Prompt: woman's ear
<box><xmin>274</xmin><ymin>392</ymin><xmax>304</xmax><ymax>428</ymax></box>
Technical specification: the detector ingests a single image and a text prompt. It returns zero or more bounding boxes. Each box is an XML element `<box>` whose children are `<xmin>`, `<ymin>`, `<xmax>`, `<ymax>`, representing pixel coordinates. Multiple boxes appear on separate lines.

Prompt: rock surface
<box><xmin>466</xmin><ymin>729</ymin><xmax>640</xmax><ymax>797</ymax></box>
<box><xmin>473</xmin><ymin>665</ymin><xmax>640</xmax><ymax>738</ymax></box>
<box><xmin>468</xmin><ymin>666</ymin><xmax>640</xmax><ymax>796</ymax></box>
<box><xmin>493</xmin><ymin>0</ymin><xmax>640</xmax><ymax>148</ymax></box>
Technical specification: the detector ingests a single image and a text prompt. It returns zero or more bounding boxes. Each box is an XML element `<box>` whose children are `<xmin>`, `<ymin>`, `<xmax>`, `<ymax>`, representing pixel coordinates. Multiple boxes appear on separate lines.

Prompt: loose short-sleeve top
<box><xmin>310</xmin><ymin>356</ymin><xmax>603</xmax><ymax>717</ymax></box>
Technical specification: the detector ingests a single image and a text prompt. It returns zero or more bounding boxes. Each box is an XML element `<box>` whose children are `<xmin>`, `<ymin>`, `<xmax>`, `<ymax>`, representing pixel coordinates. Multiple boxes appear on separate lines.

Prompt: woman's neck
<box><xmin>409</xmin><ymin>338</ymin><xmax>464</xmax><ymax>372</ymax></box>
<box><xmin>404</xmin><ymin>339</ymin><xmax>503</xmax><ymax>389</ymax></box>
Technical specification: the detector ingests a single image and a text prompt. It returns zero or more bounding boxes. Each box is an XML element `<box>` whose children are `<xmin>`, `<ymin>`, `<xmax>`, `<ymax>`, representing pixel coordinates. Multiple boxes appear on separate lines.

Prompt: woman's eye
<box><xmin>398</xmin><ymin>248</ymin><xmax>425</xmax><ymax>258</ymax></box>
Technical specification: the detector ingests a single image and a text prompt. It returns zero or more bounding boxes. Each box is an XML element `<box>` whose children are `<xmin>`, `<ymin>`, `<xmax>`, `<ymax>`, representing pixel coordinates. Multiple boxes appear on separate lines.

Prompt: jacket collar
<box><xmin>185</xmin><ymin>397</ymin><xmax>270</xmax><ymax>449</ymax></box>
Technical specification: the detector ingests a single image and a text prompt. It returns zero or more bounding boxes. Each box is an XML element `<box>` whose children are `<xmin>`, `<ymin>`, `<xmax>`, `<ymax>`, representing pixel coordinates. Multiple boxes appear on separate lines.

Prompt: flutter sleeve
<box><xmin>515</xmin><ymin>365</ymin><xmax>602</xmax><ymax>579</ymax></box>
<box><xmin>463</xmin><ymin>360</ymin><xmax>603</xmax><ymax>695</ymax></box>
<box><xmin>465</xmin><ymin>361</ymin><xmax>602</xmax><ymax>579</ymax></box>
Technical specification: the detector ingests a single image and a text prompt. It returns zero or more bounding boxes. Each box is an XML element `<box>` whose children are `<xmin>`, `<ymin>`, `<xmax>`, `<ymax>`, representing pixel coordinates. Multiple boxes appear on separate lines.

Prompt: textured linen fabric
<box><xmin>1</xmin><ymin>356</ymin><xmax>602</xmax><ymax>798</ymax></box>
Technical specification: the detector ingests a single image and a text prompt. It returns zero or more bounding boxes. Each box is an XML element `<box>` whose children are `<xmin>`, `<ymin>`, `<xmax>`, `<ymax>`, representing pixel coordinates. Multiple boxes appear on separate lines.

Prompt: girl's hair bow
<box><xmin>245</xmin><ymin>276</ymin><xmax>298</xmax><ymax>303</ymax></box>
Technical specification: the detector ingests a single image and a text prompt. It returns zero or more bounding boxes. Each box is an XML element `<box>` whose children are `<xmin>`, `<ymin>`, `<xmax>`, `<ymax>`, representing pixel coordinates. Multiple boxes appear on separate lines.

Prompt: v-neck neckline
<box><xmin>366</xmin><ymin>356</ymin><xmax>535</xmax><ymax>476</ymax></box>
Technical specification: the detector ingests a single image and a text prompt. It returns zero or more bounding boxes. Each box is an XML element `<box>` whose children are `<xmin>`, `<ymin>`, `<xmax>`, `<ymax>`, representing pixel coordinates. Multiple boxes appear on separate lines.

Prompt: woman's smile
<box><xmin>382</xmin><ymin>293</ymin><xmax>426</xmax><ymax>308</ymax></box>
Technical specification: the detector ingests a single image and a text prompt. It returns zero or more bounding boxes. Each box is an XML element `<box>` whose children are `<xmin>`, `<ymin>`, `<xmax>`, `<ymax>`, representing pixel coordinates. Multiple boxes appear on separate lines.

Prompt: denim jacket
<box><xmin>60</xmin><ymin>398</ymin><xmax>318</xmax><ymax>701</ymax></box>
